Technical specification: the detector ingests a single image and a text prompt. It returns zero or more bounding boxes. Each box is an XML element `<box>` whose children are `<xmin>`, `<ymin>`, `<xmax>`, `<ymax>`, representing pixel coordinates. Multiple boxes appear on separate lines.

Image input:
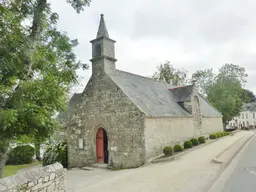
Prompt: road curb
<box><xmin>212</xmin><ymin>134</ymin><xmax>247</xmax><ymax>164</ymax></box>
<box><xmin>207</xmin><ymin>132</ymin><xmax>255</xmax><ymax>192</ymax></box>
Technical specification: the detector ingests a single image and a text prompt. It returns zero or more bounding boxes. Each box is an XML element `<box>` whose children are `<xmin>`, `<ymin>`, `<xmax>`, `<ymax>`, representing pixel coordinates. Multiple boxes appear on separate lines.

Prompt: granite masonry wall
<box><xmin>67</xmin><ymin>71</ymin><xmax>146</xmax><ymax>169</ymax></box>
<box><xmin>0</xmin><ymin>163</ymin><xmax>66</xmax><ymax>192</ymax></box>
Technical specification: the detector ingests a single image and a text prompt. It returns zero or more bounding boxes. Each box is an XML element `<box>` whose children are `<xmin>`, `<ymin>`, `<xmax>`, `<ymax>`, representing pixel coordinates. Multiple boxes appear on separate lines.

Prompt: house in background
<box><xmin>228</xmin><ymin>102</ymin><xmax>256</xmax><ymax>129</ymax></box>
<box><xmin>59</xmin><ymin>14</ymin><xmax>223</xmax><ymax>169</ymax></box>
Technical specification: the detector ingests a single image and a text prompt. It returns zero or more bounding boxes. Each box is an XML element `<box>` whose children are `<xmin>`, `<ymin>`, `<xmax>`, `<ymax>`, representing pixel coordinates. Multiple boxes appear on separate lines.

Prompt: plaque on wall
<box><xmin>78</xmin><ymin>138</ymin><xmax>84</xmax><ymax>149</ymax></box>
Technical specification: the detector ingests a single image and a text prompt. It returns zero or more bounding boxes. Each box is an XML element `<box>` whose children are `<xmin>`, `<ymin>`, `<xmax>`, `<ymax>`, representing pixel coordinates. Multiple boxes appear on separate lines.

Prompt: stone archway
<box><xmin>96</xmin><ymin>128</ymin><xmax>108</xmax><ymax>163</ymax></box>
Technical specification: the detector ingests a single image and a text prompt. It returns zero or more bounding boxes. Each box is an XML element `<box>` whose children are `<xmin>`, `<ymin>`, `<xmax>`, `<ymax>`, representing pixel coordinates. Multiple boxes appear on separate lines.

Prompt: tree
<box><xmin>240</xmin><ymin>89</ymin><xmax>256</xmax><ymax>103</ymax></box>
<box><xmin>191</xmin><ymin>69</ymin><xmax>215</xmax><ymax>97</ymax></box>
<box><xmin>217</xmin><ymin>63</ymin><xmax>248</xmax><ymax>86</ymax></box>
<box><xmin>152</xmin><ymin>61</ymin><xmax>188</xmax><ymax>86</ymax></box>
<box><xmin>208</xmin><ymin>81</ymin><xmax>244</xmax><ymax>125</ymax></box>
<box><xmin>207</xmin><ymin>64</ymin><xmax>248</xmax><ymax>125</ymax></box>
<box><xmin>0</xmin><ymin>0</ymin><xmax>91</xmax><ymax>178</ymax></box>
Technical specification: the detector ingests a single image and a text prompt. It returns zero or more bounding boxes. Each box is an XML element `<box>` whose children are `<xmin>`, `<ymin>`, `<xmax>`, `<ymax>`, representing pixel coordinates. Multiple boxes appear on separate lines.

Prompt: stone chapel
<box><xmin>59</xmin><ymin>14</ymin><xmax>223</xmax><ymax>169</ymax></box>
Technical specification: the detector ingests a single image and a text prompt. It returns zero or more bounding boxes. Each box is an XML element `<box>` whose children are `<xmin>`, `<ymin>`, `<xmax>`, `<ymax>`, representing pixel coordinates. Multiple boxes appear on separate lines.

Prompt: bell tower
<box><xmin>90</xmin><ymin>14</ymin><xmax>117</xmax><ymax>75</ymax></box>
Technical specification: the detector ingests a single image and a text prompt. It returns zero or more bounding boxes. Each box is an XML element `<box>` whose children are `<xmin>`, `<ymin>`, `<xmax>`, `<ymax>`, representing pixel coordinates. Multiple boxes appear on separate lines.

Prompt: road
<box><xmin>67</xmin><ymin>131</ymin><xmax>252</xmax><ymax>192</ymax></box>
<box><xmin>220</xmin><ymin>132</ymin><xmax>256</xmax><ymax>192</ymax></box>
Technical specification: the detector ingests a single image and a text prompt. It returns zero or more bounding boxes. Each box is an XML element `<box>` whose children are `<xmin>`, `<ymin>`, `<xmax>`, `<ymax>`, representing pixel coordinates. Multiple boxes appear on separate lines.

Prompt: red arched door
<box><xmin>96</xmin><ymin>128</ymin><xmax>108</xmax><ymax>163</ymax></box>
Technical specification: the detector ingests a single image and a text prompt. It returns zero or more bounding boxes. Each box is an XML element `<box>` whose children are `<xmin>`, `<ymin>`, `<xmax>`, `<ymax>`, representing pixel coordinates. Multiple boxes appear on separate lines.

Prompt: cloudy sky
<box><xmin>50</xmin><ymin>0</ymin><xmax>256</xmax><ymax>95</ymax></box>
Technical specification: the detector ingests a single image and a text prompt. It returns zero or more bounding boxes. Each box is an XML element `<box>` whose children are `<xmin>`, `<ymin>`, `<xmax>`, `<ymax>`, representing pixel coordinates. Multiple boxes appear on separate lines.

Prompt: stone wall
<box><xmin>0</xmin><ymin>163</ymin><xmax>66</xmax><ymax>192</ymax></box>
<box><xmin>67</xmin><ymin>70</ymin><xmax>146</xmax><ymax>169</ymax></box>
<box><xmin>144</xmin><ymin>116</ymin><xmax>223</xmax><ymax>159</ymax></box>
<box><xmin>144</xmin><ymin>117</ymin><xmax>194</xmax><ymax>159</ymax></box>
<box><xmin>201</xmin><ymin>117</ymin><xmax>223</xmax><ymax>134</ymax></box>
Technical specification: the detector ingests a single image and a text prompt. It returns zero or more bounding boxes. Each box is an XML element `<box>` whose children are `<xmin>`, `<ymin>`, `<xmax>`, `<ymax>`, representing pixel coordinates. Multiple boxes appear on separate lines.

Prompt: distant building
<box><xmin>228</xmin><ymin>102</ymin><xmax>256</xmax><ymax>129</ymax></box>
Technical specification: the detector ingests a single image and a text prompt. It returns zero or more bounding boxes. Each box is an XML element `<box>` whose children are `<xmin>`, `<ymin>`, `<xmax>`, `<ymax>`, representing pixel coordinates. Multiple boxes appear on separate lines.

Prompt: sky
<box><xmin>50</xmin><ymin>0</ymin><xmax>256</xmax><ymax>95</ymax></box>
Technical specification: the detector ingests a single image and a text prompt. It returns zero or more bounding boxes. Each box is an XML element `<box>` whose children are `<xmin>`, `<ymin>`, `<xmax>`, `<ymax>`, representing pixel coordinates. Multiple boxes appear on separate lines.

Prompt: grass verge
<box><xmin>3</xmin><ymin>161</ymin><xmax>41</xmax><ymax>178</ymax></box>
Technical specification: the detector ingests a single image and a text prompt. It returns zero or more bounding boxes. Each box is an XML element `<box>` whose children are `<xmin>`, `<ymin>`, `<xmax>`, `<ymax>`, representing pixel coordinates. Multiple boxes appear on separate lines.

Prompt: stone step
<box><xmin>89</xmin><ymin>163</ymin><xmax>109</xmax><ymax>169</ymax></box>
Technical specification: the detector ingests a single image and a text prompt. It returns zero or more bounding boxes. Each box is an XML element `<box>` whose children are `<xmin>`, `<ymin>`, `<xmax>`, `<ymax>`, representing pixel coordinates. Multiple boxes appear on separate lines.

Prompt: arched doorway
<box><xmin>96</xmin><ymin>128</ymin><xmax>108</xmax><ymax>163</ymax></box>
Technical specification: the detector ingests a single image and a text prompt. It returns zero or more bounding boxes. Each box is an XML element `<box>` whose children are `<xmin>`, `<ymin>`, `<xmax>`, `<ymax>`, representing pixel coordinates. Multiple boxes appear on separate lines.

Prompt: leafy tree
<box><xmin>0</xmin><ymin>0</ymin><xmax>91</xmax><ymax>178</ymax></box>
<box><xmin>191</xmin><ymin>69</ymin><xmax>216</xmax><ymax>96</ymax></box>
<box><xmin>152</xmin><ymin>61</ymin><xmax>188</xmax><ymax>86</ymax></box>
<box><xmin>240</xmin><ymin>89</ymin><xmax>256</xmax><ymax>103</ymax></box>
<box><xmin>217</xmin><ymin>63</ymin><xmax>248</xmax><ymax>86</ymax></box>
<box><xmin>207</xmin><ymin>64</ymin><xmax>248</xmax><ymax>125</ymax></box>
<box><xmin>208</xmin><ymin>81</ymin><xmax>244</xmax><ymax>125</ymax></box>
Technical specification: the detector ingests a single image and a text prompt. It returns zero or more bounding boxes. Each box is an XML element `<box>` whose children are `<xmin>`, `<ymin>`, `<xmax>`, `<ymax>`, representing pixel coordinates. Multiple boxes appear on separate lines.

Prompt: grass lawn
<box><xmin>3</xmin><ymin>161</ymin><xmax>41</xmax><ymax>178</ymax></box>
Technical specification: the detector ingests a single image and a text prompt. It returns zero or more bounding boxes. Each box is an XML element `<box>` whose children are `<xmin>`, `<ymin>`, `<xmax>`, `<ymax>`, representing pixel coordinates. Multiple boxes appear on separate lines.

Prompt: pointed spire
<box><xmin>97</xmin><ymin>14</ymin><xmax>109</xmax><ymax>38</ymax></box>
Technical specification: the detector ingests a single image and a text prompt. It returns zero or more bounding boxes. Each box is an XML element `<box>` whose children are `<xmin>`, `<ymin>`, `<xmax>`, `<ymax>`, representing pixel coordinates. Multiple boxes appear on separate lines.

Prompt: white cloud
<box><xmin>50</xmin><ymin>0</ymin><xmax>256</xmax><ymax>95</ymax></box>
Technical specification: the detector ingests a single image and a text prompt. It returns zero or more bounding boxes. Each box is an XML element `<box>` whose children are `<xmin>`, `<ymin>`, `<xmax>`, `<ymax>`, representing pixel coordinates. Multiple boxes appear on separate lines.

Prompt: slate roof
<box><xmin>57</xmin><ymin>70</ymin><xmax>222</xmax><ymax>120</ymax></box>
<box><xmin>108</xmin><ymin>70</ymin><xmax>222</xmax><ymax>117</ymax></box>
<box><xmin>241</xmin><ymin>102</ymin><xmax>256</xmax><ymax>112</ymax></box>
<box><xmin>56</xmin><ymin>93</ymin><xmax>82</xmax><ymax>122</ymax></box>
<box><xmin>169</xmin><ymin>85</ymin><xmax>194</xmax><ymax>102</ymax></box>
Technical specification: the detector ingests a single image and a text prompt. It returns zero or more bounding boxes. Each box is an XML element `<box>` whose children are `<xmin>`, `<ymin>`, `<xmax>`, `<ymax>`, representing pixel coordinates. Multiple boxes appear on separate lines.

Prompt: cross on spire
<box><xmin>97</xmin><ymin>14</ymin><xmax>109</xmax><ymax>38</ymax></box>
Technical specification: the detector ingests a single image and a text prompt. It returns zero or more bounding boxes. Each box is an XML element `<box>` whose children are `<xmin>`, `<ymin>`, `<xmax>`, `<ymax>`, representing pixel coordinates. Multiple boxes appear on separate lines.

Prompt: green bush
<box><xmin>198</xmin><ymin>136</ymin><xmax>206</xmax><ymax>144</ymax></box>
<box><xmin>43</xmin><ymin>140</ymin><xmax>68</xmax><ymax>168</ymax></box>
<box><xmin>163</xmin><ymin>146</ymin><xmax>173</xmax><ymax>156</ymax></box>
<box><xmin>184</xmin><ymin>140</ymin><xmax>193</xmax><ymax>149</ymax></box>
<box><xmin>216</xmin><ymin>133</ymin><xmax>221</xmax><ymax>138</ymax></box>
<box><xmin>225</xmin><ymin>132</ymin><xmax>230</xmax><ymax>136</ymax></box>
<box><xmin>7</xmin><ymin>145</ymin><xmax>35</xmax><ymax>165</ymax></box>
<box><xmin>173</xmin><ymin>144</ymin><xmax>184</xmax><ymax>152</ymax></box>
<box><xmin>209</xmin><ymin>134</ymin><xmax>217</xmax><ymax>139</ymax></box>
<box><xmin>190</xmin><ymin>138</ymin><xmax>199</xmax><ymax>146</ymax></box>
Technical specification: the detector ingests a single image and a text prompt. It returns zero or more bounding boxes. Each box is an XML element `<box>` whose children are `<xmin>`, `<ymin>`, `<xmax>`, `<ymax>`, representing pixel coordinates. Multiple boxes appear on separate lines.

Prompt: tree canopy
<box><xmin>193</xmin><ymin>64</ymin><xmax>250</xmax><ymax>124</ymax></box>
<box><xmin>152</xmin><ymin>61</ymin><xmax>188</xmax><ymax>86</ymax></box>
<box><xmin>152</xmin><ymin>61</ymin><xmax>254</xmax><ymax>125</ymax></box>
<box><xmin>0</xmin><ymin>0</ymin><xmax>91</xmax><ymax>177</ymax></box>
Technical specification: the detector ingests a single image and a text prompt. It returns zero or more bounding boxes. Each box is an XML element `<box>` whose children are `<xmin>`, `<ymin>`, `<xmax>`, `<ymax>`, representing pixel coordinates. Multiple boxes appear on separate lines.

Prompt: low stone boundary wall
<box><xmin>0</xmin><ymin>163</ymin><xmax>66</xmax><ymax>192</ymax></box>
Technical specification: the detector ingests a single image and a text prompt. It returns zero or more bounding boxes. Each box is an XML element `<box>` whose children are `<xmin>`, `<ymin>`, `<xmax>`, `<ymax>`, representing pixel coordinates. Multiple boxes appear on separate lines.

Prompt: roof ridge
<box><xmin>115</xmin><ymin>69</ymin><xmax>175</xmax><ymax>86</ymax></box>
<box><xmin>168</xmin><ymin>84</ymin><xmax>193</xmax><ymax>90</ymax></box>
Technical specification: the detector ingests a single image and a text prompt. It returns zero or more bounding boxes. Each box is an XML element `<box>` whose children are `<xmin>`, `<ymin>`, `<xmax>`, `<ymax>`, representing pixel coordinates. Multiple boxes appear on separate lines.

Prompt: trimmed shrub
<box><xmin>190</xmin><ymin>138</ymin><xmax>199</xmax><ymax>146</ymax></box>
<box><xmin>225</xmin><ymin>132</ymin><xmax>230</xmax><ymax>136</ymax></box>
<box><xmin>173</xmin><ymin>144</ymin><xmax>184</xmax><ymax>152</ymax></box>
<box><xmin>216</xmin><ymin>133</ymin><xmax>221</xmax><ymax>138</ymax></box>
<box><xmin>43</xmin><ymin>140</ymin><xmax>68</xmax><ymax>168</ymax></box>
<box><xmin>198</xmin><ymin>136</ymin><xmax>206</xmax><ymax>144</ymax></box>
<box><xmin>209</xmin><ymin>134</ymin><xmax>217</xmax><ymax>139</ymax></box>
<box><xmin>163</xmin><ymin>146</ymin><xmax>173</xmax><ymax>156</ymax></box>
<box><xmin>184</xmin><ymin>140</ymin><xmax>193</xmax><ymax>149</ymax></box>
<box><xmin>7</xmin><ymin>145</ymin><xmax>35</xmax><ymax>165</ymax></box>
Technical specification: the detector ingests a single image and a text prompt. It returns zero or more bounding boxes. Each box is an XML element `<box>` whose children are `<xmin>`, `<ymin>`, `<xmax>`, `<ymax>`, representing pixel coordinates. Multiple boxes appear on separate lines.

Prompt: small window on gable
<box><xmin>253</xmin><ymin>113</ymin><xmax>255</xmax><ymax>118</ymax></box>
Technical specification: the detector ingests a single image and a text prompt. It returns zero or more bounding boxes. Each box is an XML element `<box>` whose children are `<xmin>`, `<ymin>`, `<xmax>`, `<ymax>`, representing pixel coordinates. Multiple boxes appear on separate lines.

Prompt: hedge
<box><xmin>7</xmin><ymin>145</ymin><xmax>35</xmax><ymax>165</ymax></box>
<box><xmin>173</xmin><ymin>144</ymin><xmax>184</xmax><ymax>152</ymax></box>
<box><xmin>43</xmin><ymin>140</ymin><xmax>68</xmax><ymax>168</ymax></box>
<box><xmin>184</xmin><ymin>140</ymin><xmax>193</xmax><ymax>149</ymax></box>
<box><xmin>190</xmin><ymin>138</ymin><xmax>199</xmax><ymax>146</ymax></box>
<box><xmin>198</xmin><ymin>136</ymin><xmax>206</xmax><ymax>144</ymax></box>
<box><xmin>163</xmin><ymin>146</ymin><xmax>173</xmax><ymax>156</ymax></box>
<box><xmin>209</xmin><ymin>134</ymin><xmax>217</xmax><ymax>139</ymax></box>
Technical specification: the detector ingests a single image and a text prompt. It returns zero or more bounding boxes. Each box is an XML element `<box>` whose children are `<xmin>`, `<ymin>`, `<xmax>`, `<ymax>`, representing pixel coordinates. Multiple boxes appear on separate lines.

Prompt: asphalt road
<box><xmin>221</xmin><ymin>133</ymin><xmax>256</xmax><ymax>192</ymax></box>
